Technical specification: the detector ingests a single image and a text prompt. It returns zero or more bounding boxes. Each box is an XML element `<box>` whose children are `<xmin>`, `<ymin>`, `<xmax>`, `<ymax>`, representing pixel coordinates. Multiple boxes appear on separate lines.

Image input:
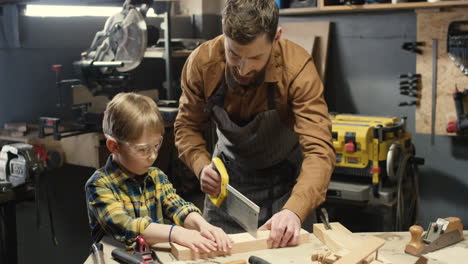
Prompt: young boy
<box><xmin>85</xmin><ymin>92</ymin><xmax>232</xmax><ymax>253</ymax></box>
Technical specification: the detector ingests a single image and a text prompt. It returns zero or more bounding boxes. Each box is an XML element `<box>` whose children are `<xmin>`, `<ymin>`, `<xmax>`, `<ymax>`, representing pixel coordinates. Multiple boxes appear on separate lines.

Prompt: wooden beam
<box><xmin>313</xmin><ymin>222</ymin><xmax>389</xmax><ymax>264</ymax></box>
<box><xmin>313</xmin><ymin>222</ymin><xmax>355</xmax><ymax>253</ymax></box>
<box><xmin>170</xmin><ymin>229</ymin><xmax>310</xmax><ymax>261</ymax></box>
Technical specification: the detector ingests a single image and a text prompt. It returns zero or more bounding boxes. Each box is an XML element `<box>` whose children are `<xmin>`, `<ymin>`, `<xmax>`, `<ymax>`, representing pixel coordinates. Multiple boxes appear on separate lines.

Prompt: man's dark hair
<box><xmin>222</xmin><ymin>0</ymin><xmax>279</xmax><ymax>45</ymax></box>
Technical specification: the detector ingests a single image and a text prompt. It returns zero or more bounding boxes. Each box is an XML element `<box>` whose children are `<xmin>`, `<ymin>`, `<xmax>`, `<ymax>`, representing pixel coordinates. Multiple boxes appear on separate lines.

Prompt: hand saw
<box><xmin>209</xmin><ymin>157</ymin><xmax>260</xmax><ymax>238</ymax></box>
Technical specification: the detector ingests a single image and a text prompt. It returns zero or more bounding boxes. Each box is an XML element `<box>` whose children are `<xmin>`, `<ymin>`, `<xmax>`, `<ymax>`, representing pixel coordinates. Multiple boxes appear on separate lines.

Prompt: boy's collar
<box><xmin>104</xmin><ymin>155</ymin><xmax>153</xmax><ymax>186</ymax></box>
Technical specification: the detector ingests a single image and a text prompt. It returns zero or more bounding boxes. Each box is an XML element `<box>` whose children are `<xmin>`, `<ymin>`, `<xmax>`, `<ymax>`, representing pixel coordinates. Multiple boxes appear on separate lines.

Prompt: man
<box><xmin>174</xmin><ymin>0</ymin><xmax>335</xmax><ymax>248</ymax></box>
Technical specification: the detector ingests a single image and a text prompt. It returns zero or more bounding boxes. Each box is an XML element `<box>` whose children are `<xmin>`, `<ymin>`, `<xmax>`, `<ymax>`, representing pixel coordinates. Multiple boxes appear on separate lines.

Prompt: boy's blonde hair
<box><xmin>103</xmin><ymin>92</ymin><xmax>164</xmax><ymax>141</ymax></box>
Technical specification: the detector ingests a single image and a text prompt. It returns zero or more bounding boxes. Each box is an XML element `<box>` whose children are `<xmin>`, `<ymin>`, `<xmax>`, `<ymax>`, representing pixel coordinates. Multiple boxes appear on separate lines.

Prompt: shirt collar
<box><xmin>264</xmin><ymin>40</ymin><xmax>281</xmax><ymax>83</ymax></box>
<box><xmin>103</xmin><ymin>155</ymin><xmax>153</xmax><ymax>186</ymax></box>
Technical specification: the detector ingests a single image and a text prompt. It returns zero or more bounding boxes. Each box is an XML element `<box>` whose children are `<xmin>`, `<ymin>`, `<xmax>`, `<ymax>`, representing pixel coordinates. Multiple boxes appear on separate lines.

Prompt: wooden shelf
<box><xmin>279</xmin><ymin>1</ymin><xmax>468</xmax><ymax>15</ymax></box>
<box><xmin>144</xmin><ymin>47</ymin><xmax>192</xmax><ymax>58</ymax></box>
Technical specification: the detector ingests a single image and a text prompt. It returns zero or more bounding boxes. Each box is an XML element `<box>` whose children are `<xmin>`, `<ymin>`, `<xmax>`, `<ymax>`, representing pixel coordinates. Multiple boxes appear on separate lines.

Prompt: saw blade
<box><xmin>221</xmin><ymin>184</ymin><xmax>260</xmax><ymax>238</ymax></box>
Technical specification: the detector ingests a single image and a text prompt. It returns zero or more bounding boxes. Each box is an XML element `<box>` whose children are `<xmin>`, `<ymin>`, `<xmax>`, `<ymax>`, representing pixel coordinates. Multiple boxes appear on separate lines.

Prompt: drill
<box><xmin>447</xmin><ymin>87</ymin><xmax>468</xmax><ymax>134</ymax></box>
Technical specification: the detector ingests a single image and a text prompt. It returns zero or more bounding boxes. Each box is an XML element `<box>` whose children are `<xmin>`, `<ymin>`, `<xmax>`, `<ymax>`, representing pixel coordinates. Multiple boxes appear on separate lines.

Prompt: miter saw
<box><xmin>40</xmin><ymin>0</ymin><xmax>161</xmax><ymax>140</ymax></box>
<box><xmin>73</xmin><ymin>0</ymin><xmax>153</xmax><ymax>97</ymax></box>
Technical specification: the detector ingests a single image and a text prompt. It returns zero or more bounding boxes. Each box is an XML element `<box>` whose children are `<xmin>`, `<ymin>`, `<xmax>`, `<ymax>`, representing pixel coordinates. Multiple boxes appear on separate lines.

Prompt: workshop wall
<box><xmin>280</xmin><ymin>11</ymin><xmax>468</xmax><ymax>228</ymax></box>
<box><xmin>1</xmin><ymin>6</ymin><xmax>466</xmax><ymax>235</ymax></box>
<box><xmin>0</xmin><ymin>14</ymin><xmax>192</xmax><ymax>125</ymax></box>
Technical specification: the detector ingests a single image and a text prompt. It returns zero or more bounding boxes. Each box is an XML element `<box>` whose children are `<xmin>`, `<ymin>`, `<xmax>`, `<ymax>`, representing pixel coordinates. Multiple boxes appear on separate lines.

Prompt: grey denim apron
<box><xmin>203</xmin><ymin>78</ymin><xmax>314</xmax><ymax>234</ymax></box>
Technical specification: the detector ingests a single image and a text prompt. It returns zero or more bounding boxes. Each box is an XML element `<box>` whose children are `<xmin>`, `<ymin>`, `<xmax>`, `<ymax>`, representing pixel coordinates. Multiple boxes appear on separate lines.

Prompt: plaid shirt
<box><xmin>85</xmin><ymin>155</ymin><xmax>201</xmax><ymax>247</ymax></box>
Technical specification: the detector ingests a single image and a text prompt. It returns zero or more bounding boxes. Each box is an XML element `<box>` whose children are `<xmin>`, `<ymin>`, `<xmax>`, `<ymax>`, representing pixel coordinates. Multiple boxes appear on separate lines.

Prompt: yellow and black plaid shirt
<box><xmin>85</xmin><ymin>155</ymin><xmax>201</xmax><ymax>247</ymax></box>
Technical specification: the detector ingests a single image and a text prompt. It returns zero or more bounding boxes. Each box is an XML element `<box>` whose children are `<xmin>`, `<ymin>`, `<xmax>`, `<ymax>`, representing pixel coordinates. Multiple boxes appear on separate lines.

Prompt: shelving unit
<box><xmin>279</xmin><ymin>0</ymin><xmax>468</xmax><ymax>15</ymax></box>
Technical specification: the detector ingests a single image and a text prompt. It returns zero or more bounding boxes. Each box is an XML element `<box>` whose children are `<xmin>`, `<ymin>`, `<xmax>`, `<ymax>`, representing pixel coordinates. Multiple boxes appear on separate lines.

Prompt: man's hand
<box><xmin>200</xmin><ymin>163</ymin><xmax>221</xmax><ymax>196</ymax></box>
<box><xmin>259</xmin><ymin>209</ymin><xmax>301</xmax><ymax>248</ymax></box>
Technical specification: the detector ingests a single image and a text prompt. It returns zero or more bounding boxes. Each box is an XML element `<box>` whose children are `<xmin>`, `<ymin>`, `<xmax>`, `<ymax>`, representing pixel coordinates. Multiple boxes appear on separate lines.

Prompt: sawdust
<box><xmin>374</xmin><ymin>233</ymin><xmax>404</xmax><ymax>242</ymax></box>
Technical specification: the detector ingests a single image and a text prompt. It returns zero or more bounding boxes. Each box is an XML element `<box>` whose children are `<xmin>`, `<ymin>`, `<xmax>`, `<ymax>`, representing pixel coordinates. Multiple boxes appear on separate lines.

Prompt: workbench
<box><xmin>0</xmin><ymin>187</ymin><xmax>35</xmax><ymax>264</ymax></box>
<box><xmin>83</xmin><ymin>230</ymin><xmax>468</xmax><ymax>264</ymax></box>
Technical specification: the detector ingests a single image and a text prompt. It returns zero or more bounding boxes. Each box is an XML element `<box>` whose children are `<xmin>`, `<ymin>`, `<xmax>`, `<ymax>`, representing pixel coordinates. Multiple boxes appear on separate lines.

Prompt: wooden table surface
<box><xmin>83</xmin><ymin>231</ymin><xmax>468</xmax><ymax>264</ymax></box>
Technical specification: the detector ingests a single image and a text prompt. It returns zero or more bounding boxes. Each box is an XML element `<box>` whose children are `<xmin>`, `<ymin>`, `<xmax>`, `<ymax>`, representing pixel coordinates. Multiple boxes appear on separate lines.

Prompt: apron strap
<box><xmin>204</xmin><ymin>80</ymin><xmax>227</xmax><ymax>113</ymax></box>
<box><xmin>267</xmin><ymin>83</ymin><xmax>276</xmax><ymax>110</ymax></box>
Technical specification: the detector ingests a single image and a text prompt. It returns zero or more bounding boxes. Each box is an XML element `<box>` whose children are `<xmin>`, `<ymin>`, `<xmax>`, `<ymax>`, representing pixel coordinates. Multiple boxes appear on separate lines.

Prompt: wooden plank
<box><xmin>280</xmin><ymin>21</ymin><xmax>330</xmax><ymax>84</ymax></box>
<box><xmin>60</xmin><ymin>132</ymin><xmax>102</xmax><ymax>168</ymax></box>
<box><xmin>170</xmin><ymin>228</ymin><xmax>310</xmax><ymax>261</ymax></box>
<box><xmin>73</xmin><ymin>85</ymin><xmax>159</xmax><ymax>113</ymax></box>
<box><xmin>415</xmin><ymin>7</ymin><xmax>468</xmax><ymax>135</ymax></box>
<box><xmin>335</xmin><ymin>236</ymin><xmax>385</xmax><ymax>264</ymax></box>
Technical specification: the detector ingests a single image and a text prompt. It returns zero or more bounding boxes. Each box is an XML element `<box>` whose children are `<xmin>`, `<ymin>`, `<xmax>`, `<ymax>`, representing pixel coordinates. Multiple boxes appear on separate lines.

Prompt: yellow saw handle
<box><xmin>208</xmin><ymin>157</ymin><xmax>229</xmax><ymax>208</ymax></box>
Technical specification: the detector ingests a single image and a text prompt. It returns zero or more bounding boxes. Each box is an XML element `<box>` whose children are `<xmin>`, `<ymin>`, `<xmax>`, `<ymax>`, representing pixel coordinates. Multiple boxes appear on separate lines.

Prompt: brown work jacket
<box><xmin>174</xmin><ymin>34</ymin><xmax>336</xmax><ymax>221</ymax></box>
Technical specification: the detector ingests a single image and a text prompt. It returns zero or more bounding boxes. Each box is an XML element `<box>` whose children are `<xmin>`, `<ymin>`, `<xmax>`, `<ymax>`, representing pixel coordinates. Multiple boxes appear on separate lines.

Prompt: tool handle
<box><xmin>135</xmin><ymin>235</ymin><xmax>151</xmax><ymax>254</ymax></box>
<box><xmin>248</xmin><ymin>256</ymin><xmax>271</xmax><ymax>264</ymax></box>
<box><xmin>453</xmin><ymin>90</ymin><xmax>465</xmax><ymax>117</ymax></box>
<box><xmin>208</xmin><ymin>157</ymin><xmax>229</xmax><ymax>207</ymax></box>
<box><xmin>405</xmin><ymin>225</ymin><xmax>425</xmax><ymax>256</ymax></box>
<box><xmin>111</xmin><ymin>248</ymin><xmax>147</xmax><ymax>264</ymax></box>
<box><xmin>91</xmin><ymin>242</ymin><xmax>104</xmax><ymax>264</ymax></box>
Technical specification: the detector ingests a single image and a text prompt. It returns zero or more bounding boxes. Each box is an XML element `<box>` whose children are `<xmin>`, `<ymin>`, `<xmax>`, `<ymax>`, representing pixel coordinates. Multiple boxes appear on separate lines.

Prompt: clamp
<box><xmin>111</xmin><ymin>236</ymin><xmax>162</xmax><ymax>264</ymax></box>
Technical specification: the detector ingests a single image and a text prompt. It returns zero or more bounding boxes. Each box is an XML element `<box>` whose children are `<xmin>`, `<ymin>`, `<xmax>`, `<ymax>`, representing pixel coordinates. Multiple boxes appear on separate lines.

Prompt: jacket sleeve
<box><xmin>282</xmin><ymin>59</ymin><xmax>336</xmax><ymax>222</ymax></box>
<box><xmin>174</xmin><ymin>50</ymin><xmax>212</xmax><ymax>178</ymax></box>
<box><xmin>158</xmin><ymin>171</ymin><xmax>202</xmax><ymax>225</ymax></box>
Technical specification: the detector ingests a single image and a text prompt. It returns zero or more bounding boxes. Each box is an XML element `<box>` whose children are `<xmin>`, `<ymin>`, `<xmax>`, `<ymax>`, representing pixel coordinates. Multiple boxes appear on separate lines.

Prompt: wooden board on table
<box><xmin>313</xmin><ymin>222</ymin><xmax>355</xmax><ymax>253</ymax></box>
<box><xmin>170</xmin><ymin>228</ymin><xmax>310</xmax><ymax>261</ymax></box>
<box><xmin>335</xmin><ymin>236</ymin><xmax>385</xmax><ymax>264</ymax></box>
<box><xmin>415</xmin><ymin>7</ymin><xmax>468</xmax><ymax>135</ymax></box>
<box><xmin>313</xmin><ymin>222</ymin><xmax>388</xmax><ymax>263</ymax></box>
<box><xmin>280</xmin><ymin>21</ymin><xmax>330</xmax><ymax>84</ymax></box>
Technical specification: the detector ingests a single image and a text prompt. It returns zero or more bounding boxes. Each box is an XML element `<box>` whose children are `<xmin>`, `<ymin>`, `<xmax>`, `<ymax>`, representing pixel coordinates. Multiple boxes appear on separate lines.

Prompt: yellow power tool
<box><xmin>330</xmin><ymin>114</ymin><xmax>413</xmax><ymax>199</ymax></box>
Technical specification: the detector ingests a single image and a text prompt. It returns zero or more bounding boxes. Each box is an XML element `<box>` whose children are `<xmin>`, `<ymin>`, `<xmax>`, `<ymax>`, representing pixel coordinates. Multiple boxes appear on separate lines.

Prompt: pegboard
<box><xmin>415</xmin><ymin>7</ymin><xmax>468</xmax><ymax>135</ymax></box>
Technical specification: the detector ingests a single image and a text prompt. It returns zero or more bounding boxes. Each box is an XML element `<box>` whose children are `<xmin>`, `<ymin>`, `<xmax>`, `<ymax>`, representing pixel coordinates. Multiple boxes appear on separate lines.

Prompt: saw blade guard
<box><xmin>84</xmin><ymin>2</ymin><xmax>147</xmax><ymax>73</ymax></box>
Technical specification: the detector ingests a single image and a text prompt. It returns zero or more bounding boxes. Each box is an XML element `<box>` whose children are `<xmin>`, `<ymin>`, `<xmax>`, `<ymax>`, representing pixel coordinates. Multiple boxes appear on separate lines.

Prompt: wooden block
<box><xmin>324</xmin><ymin>253</ymin><xmax>339</xmax><ymax>263</ymax></box>
<box><xmin>4</xmin><ymin>122</ymin><xmax>28</xmax><ymax>132</ymax></box>
<box><xmin>60</xmin><ymin>132</ymin><xmax>101</xmax><ymax>168</ymax></box>
<box><xmin>444</xmin><ymin>217</ymin><xmax>463</xmax><ymax>236</ymax></box>
<box><xmin>334</xmin><ymin>236</ymin><xmax>385</xmax><ymax>264</ymax></box>
<box><xmin>313</xmin><ymin>222</ymin><xmax>356</xmax><ymax>253</ymax></box>
<box><xmin>414</xmin><ymin>256</ymin><xmax>428</xmax><ymax>264</ymax></box>
<box><xmin>170</xmin><ymin>228</ymin><xmax>310</xmax><ymax>261</ymax></box>
<box><xmin>311</xmin><ymin>251</ymin><xmax>320</xmax><ymax>261</ymax></box>
<box><xmin>73</xmin><ymin>85</ymin><xmax>160</xmax><ymax>113</ymax></box>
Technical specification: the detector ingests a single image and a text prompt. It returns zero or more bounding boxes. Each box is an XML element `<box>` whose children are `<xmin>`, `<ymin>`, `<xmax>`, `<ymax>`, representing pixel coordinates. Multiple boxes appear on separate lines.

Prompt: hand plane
<box><xmin>405</xmin><ymin>217</ymin><xmax>464</xmax><ymax>256</ymax></box>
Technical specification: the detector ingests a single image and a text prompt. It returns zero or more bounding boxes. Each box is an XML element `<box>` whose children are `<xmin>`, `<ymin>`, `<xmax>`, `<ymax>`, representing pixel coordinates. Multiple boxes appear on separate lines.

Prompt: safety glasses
<box><xmin>105</xmin><ymin>134</ymin><xmax>163</xmax><ymax>158</ymax></box>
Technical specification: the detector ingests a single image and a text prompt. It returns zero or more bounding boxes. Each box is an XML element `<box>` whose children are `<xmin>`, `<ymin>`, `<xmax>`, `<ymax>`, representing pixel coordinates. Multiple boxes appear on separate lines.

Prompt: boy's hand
<box><xmin>171</xmin><ymin>226</ymin><xmax>218</xmax><ymax>254</ymax></box>
<box><xmin>199</xmin><ymin>223</ymin><xmax>233</xmax><ymax>253</ymax></box>
<box><xmin>200</xmin><ymin>163</ymin><xmax>221</xmax><ymax>196</ymax></box>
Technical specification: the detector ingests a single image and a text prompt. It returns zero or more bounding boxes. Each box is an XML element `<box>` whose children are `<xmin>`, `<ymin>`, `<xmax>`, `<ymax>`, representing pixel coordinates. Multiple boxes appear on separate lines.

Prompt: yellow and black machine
<box><xmin>327</xmin><ymin>114</ymin><xmax>424</xmax><ymax>230</ymax></box>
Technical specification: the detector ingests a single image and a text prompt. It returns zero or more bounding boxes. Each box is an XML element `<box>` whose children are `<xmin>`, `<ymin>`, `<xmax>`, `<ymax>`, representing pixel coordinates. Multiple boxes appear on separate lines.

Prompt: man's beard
<box><xmin>227</xmin><ymin>64</ymin><xmax>267</xmax><ymax>90</ymax></box>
